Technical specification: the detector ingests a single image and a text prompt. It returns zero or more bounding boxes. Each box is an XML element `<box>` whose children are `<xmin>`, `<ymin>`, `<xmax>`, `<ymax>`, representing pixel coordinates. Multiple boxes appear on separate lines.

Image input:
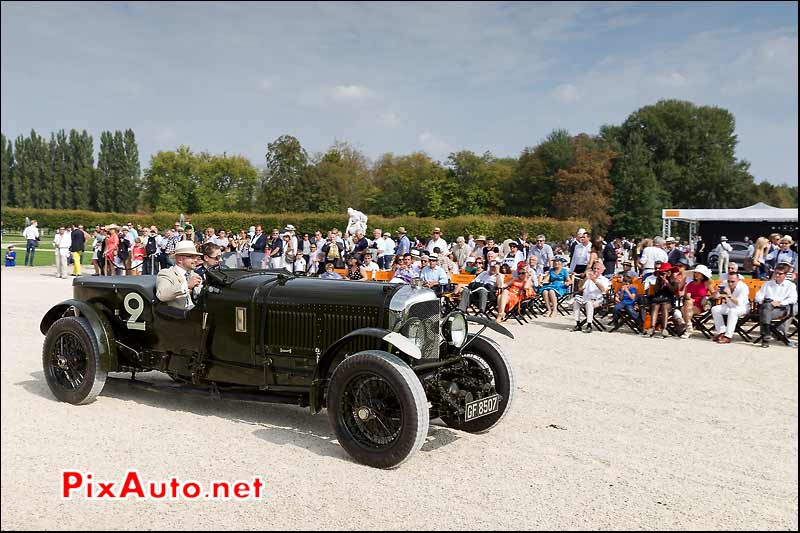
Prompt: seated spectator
<box><xmin>523</xmin><ymin>256</ymin><xmax>541</xmax><ymax>287</ymax></box>
<box><xmin>540</xmin><ymin>256</ymin><xmax>571</xmax><ymax>317</ymax></box>
<box><xmin>346</xmin><ymin>256</ymin><xmax>364</xmax><ymax>280</ymax></box>
<box><xmin>680</xmin><ymin>264</ymin><xmax>712</xmax><ymax>338</ymax></box>
<box><xmin>320</xmin><ymin>262</ymin><xmax>343</xmax><ymax>280</ymax></box>
<box><xmin>572</xmin><ymin>260</ymin><xmax>610</xmax><ymax>333</ymax></box>
<box><xmin>496</xmin><ymin>262</ymin><xmax>534</xmax><ymax>323</ymax></box>
<box><xmin>419</xmin><ymin>255</ymin><xmax>450</xmax><ymax>291</ymax></box>
<box><xmin>361</xmin><ymin>253</ymin><xmax>380</xmax><ymax>278</ymax></box>
<box><xmin>612</xmin><ymin>274</ymin><xmax>640</xmax><ymax>328</ymax></box>
<box><xmin>755</xmin><ymin>263</ymin><xmax>798</xmax><ymax>348</ymax></box>
<box><xmin>710</xmin><ymin>270</ymin><xmax>751</xmax><ymax>344</ymax></box>
<box><xmin>390</xmin><ymin>254</ymin><xmax>415</xmax><ymax>284</ymax></box>
<box><xmin>646</xmin><ymin>262</ymin><xmax>680</xmax><ymax>338</ymax></box>
<box><xmin>530</xmin><ymin>235</ymin><xmax>554</xmax><ymax>275</ymax></box>
<box><xmin>463</xmin><ymin>256</ymin><xmax>478</xmax><ymax>274</ymax></box>
<box><xmin>620</xmin><ymin>259</ymin><xmax>637</xmax><ymax>279</ymax></box>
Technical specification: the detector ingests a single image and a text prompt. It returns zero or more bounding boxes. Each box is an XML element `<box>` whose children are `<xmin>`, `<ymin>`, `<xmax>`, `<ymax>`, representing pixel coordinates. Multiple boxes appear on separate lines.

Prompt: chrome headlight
<box><xmin>441</xmin><ymin>311</ymin><xmax>468</xmax><ymax>348</ymax></box>
<box><xmin>405</xmin><ymin>318</ymin><xmax>426</xmax><ymax>349</ymax></box>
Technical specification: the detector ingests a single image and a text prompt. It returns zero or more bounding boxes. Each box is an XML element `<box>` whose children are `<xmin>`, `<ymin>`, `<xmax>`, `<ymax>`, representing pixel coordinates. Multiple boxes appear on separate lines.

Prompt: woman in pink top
<box><xmin>681</xmin><ymin>264</ymin><xmax>712</xmax><ymax>338</ymax></box>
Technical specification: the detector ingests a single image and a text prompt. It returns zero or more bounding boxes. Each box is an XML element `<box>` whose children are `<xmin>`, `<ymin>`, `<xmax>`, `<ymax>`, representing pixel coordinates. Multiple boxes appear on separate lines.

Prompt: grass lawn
<box><xmin>1</xmin><ymin>240</ymin><xmax>94</xmax><ymax>267</ymax></box>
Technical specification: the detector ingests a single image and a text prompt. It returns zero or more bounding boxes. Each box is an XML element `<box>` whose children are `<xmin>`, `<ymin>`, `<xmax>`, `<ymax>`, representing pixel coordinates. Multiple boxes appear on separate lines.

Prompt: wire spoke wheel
<box><xmin>48</xmin><ymin>332</ymin><xmax>88</xmax><ymax>392</ymax></box>
<box><xmin>42</xmin><ymin>316</ymin><xmax>107</xmax><ymax>405</ymax></box>
<box><xmin>340</xmin><ymin>373</ymin><xmax>403</xmax><ymax>449</ymax></box>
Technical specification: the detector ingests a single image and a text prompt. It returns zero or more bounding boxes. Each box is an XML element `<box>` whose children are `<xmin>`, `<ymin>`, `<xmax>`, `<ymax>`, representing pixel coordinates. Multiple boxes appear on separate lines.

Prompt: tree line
<box><xmin>1</xmin><ymin>128</ymin><xmax>139</xmax><ymax>213</ymax></box>
<box><xmin>2</xmin><ymin>99</ymin><xmax>796</xmax><ymax>237</ymax></box>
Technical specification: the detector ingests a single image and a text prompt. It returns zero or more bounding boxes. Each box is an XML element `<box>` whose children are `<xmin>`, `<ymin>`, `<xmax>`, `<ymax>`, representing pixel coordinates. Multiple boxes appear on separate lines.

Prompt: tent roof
<box><xmin>662</xmin><ymin>203</ymin><xmax>798</xmax><ymax>222</ymax></box>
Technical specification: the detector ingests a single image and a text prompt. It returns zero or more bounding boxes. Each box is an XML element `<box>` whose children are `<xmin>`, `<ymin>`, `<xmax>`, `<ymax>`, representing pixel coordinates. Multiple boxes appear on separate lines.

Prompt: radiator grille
<box><xmin>405</xmin><ymin>300</ymin><xmax>441</xmax><ymax>359</ymax></box>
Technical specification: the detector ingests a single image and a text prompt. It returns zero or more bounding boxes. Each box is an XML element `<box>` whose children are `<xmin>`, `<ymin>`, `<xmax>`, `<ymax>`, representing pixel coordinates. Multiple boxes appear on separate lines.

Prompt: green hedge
<box><xmin>0</xmin><ymin>207</ymin><xmax>588</xmax><ymax>242</ymax></box>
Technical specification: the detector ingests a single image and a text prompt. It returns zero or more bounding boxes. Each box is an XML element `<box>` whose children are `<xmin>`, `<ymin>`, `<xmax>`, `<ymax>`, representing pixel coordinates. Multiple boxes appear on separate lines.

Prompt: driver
<box><xmin>156</xmin><ymin>241</ymin><xmax>203</xmax><ymax>310</ymax></box>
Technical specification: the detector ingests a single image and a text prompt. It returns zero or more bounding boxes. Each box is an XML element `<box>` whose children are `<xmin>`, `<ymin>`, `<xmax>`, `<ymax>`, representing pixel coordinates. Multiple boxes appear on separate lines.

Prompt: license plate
<box><xmin>464</xmin><ymin>395</ymin><xmax>499</xmax><ymax>422</ymax></box>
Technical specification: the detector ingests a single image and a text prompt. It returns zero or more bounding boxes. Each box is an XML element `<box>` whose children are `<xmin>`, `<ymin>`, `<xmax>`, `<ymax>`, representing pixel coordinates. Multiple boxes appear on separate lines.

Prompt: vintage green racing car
<box><xmin>40</xmin><ymin>269</ymin><xmax>515</xmax><ymax>468</ymax></box>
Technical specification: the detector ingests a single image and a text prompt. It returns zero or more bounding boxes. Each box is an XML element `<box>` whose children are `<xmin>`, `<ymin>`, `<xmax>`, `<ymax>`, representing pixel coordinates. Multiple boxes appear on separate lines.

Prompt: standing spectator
<box><xmin>665</xmin><ymin>237</ymin><xmax>685</xmax><ymax>265</ymax></box>
<box><xmin>379</xmin><ymin>231</ymin><xmax>395</xmax><ymax>270</ymax></box>
<box><xmin>530</xmin><ymin>235</ymin><xmax>554</xmax><ymax>276</ymax></box>
<box><xmin>471</xmin><ymin>236</ymin><xmax>486</xmax><ymax>260</ymax></box>
<box><xmin>714</xmin><ymin>236</ymin><xmax>732</xmax><ymax>277</ymax></box>
<box><xmin>300</xmin><ymin>233</ymin><xmax>312</xmax><ymax>265</ymax></box>
<box><xmin>569</xmin><ymin>228</ymin><xmax>586</xmax><ymax>258</ymax></box>
<box><xmin>251</xmin><ymin>225</ymin><xmax>267</xmax><ymax>253</ymax></box>
<box><xmin>238</xmin><ymin>232</ymin><xmax>252</xmax><ymax>268</ymax></box>
<box><xmin>514</xmin><ymin>231</ymin><xmax>531</xmax><ymax>260</ymax></box>
<box><xmin>764</xmin><ymin>233</ymin><xmax>782</xmax><ymax>271</ymax></box>
<box><xmin>5</xmin><ymin>244</ymin><xmax>17</xmax><ymax>267</ymax></box>
<box><xmin>350</xmin><ymin>229</ymin><xmax>368</xmax><ymax>262</ymax></box>
<box><xmin>143</xmin><ymin>227</ymin><xmax>159</xmax><ymax>275</ymax></box>
<box><xmin>692</xmin><ymin>234</ymin><xmax>705</xmax><ymax>265</ymax></box>
<box><xmin>426</xmin><ymin>227</ymin><xmax>448</xmax><ymax>255</ymax></box>
<box><xmin>131</xmin><ymin>238</ymin><xmax>145</xmax><ymax>276</ymax></box>
<box><xmin>321</xmin><ymin>234</ymin><xmax>345</xmax><ymax>269</ymax></box>
<box><xmin>281</xmin><ymin>233</ymin><xmax>295</xmax><ymax>271</ymax></box>
<box><xmin>53</xmin><ymin>226</ymin><xmax>71</xmax><ymax>279</ymax></box>
<box><xmin>774</xmin><ymin>235</ymin><xmax>798</xmax><ymax>272</ymax></box>
<box><xmin>268</xmin><ymin>229</ymin><xmax>283</xmax><ymax>269</ymax></box>
<box><xmin>638</xmin><ymin>237</ymin><xmax>669</xmax><ymax>278</ymax></box>
<box><xmin>482</xmin><ymin>237</ymin><xmax>500</xmax><ymax>264</ymax></box>
<box><xmin>307</xmin><ymin>242</ymin><xmax>323</xmax><ymax>276</ymax></box>
<box><xmin>755</xmin><ymin>263</ymin><xmax>798</xmax><ymax>348</ymax></box>
<box><xmin>751</xmin><ymin>237</ymin><xmax>771</xmax><ymax>280</ymax></box>
<box><xmin>215</xmin><ymin>230</ymin><xmax>230</xmax><ymax>250</ymax></box>
<box><xmin>22</xmin><ymin>219</ymin><xmax>39</xmax><ymax>266</ymax></box>
<box><xmin>569</xmin><ymin>231</ymin><xmax>591</xmax><ymax>276</ymax></box>
<box><xmin>69</xmin><ymin>224</ymin><xmax>87</xmax><ymax>276</ymax></box>
<box><xmin>91</xmin><ymin>227</ymin><xmax>106</xmax><ymax>275</ymax></box>
<box><xmin>602</xmin><ymin>237</ymin><xmax>619</xmax><ymax>277</ymax></box>
<box><xmin>451</xmin><ymin>236</ymin><xmax>470</xmax><ymax>269</ymax></box>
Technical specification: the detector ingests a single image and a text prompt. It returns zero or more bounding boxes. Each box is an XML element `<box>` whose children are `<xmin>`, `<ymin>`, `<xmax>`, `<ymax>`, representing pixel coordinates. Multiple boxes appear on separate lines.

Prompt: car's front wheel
<box><xmin>327</xmin><ymin>350</ymin><xmax>429</xmax><ymax>469</ymax></box>
<box><xmin>441</xmin><ymin>335</ymin><xmax>515</xmax><ymax>433</ymax></box>
<box><xmin>42</xmin><ymin>316</ymin><xmax>107</xmax><ymax>404</ymax></box>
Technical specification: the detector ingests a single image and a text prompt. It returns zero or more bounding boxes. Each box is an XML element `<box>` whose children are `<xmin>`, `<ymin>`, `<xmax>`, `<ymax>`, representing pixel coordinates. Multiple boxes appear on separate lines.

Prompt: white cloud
<box><xmin>330</xmin><ymin>84</ymin><xmax>375</xmax><ymax>103</ymax></box>
<box><xmin>377</xmin><ymin>111</ymin><xmax>400</xmax><ymax>128</ymax></box>
<box><xmin>552</xmin><ymin>83</ymin><xmax>580</xmax><ymax>104</ymax></box>
<box><xmin>654</xmin><ymin>72</ymin><xmax>689</xmax><ymax>88</ymax></box>
<box><xmin>257</xmin><ymin>76</ymin><xmax>279</xmax><ymax>93</ymax></box>
<box><xmin>418</xmin><ymin>131</ymin><xmax>453</xmax><ymax>155</ymax></box>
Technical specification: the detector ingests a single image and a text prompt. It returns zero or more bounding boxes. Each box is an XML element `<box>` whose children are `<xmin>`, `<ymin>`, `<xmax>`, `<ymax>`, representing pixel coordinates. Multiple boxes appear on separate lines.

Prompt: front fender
<box><xmin>40</xmin><ymin>299</ymin><xmax>118</xmax><ymax>373</ymax></box>
<box><xmin>309</xmin><ymin>327</ymin><xmax>421</xmax><ymax>414</ymax></box>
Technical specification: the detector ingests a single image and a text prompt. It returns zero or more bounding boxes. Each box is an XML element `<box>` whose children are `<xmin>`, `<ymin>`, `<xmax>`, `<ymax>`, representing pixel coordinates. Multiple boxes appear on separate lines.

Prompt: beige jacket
<box><xmin>156</xmin><ymin>266</ymin><xmax>193</xmax><ymax>310</ymax></box>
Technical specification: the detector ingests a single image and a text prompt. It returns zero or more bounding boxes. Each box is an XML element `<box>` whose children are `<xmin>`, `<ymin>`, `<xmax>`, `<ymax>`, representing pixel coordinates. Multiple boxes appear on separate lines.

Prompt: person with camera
<box><xmin>754</xmin><ymin>263</ymin><xmax>798</xmax><ymax>348</ymax></box>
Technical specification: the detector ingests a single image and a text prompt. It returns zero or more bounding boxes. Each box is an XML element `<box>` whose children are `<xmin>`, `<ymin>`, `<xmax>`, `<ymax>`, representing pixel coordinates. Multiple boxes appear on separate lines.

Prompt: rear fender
<box><xmin>40</xmin><ymin>299</ymin><xmax>118</xmax><ymax>372</ymax></box>
<box><xmin>308</xmin><ymin>327</ymin><xmax>421</xmax><ymax>414</ymax></box>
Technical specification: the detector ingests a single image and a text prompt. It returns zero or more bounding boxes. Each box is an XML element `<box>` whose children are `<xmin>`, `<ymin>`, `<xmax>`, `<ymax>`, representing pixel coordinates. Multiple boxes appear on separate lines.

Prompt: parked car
<box><xmin>707</xmin><ymin>240</ymin><xmax>751</xmax><ymax>270</ymax></box>
<box><xmin>40</xmin><ymin>269</ymin><xmax>515</xmax><ymax>468</ymax></box>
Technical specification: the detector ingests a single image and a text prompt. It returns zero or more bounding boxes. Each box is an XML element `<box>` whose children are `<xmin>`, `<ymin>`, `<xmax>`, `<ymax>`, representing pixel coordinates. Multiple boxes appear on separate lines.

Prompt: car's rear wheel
<box><xmin>441</xmin><ymin>335</ymin><xmax>515</xmax><ymax>433</ymax></box>
<box><xmin>42</xmin><ymin>317</ymin><xmax>107</xmax><ymax>405</ymax></box>
<box><xmin>327</xmin><ymin>350</ymin><xmax>428</xmax><ymax>469</ymax></box>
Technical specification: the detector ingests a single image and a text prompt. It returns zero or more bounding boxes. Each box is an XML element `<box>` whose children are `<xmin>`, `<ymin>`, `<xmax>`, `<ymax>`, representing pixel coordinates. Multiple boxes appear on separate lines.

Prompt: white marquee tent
<box><xmin>661</xmin><ymin>202</ymin><xmax>799</xmax><ymax>237</ymax></box>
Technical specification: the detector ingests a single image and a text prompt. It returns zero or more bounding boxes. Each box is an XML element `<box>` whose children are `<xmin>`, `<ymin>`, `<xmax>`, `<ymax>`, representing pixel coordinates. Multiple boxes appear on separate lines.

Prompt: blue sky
<box><xmin>1</xmin><ymin>1</ymin><xmax>797</xmax><ymax>185</ymax></box>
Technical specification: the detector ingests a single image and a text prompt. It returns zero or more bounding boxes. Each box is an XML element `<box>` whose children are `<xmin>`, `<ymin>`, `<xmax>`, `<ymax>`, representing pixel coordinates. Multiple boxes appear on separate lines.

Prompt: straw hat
<box><xmin>475</xmin><ymin>235</ymin><xmax>487</xmax><ymax>242</ymax></box>
<box><xmin>172</xmin><ymin>240</ymin><xmax>202</xmax><ymax>256</ymax></box>
<box><xmin>780</xmin><ymin>235</ymin><xmax>794</xmax><ymax>244</ymax></box>
<box><xmin>397</xmin><ymin>227</ymin><xmax>407</xmax><ymax>234</ymax></box>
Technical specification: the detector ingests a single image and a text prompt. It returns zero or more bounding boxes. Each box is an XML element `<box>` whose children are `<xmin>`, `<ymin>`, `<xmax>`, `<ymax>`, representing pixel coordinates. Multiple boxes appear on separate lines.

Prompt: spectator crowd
<box><xmin>15</xmin><ymin>217</ymin><xmax>799</xmax><ymax>349</ymax></box>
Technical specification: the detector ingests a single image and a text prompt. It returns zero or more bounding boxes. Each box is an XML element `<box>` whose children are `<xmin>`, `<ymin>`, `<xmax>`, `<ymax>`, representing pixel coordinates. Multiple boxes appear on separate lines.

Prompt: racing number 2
<box><xmin>123</xmin><ymin>292</ymin><xmax>146</xmax><ymax>331</ymax></box>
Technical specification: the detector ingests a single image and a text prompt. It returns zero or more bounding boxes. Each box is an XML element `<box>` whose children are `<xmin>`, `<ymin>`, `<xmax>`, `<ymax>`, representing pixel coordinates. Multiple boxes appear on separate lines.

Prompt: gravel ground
<box><xmin>1</xmin><ymin>266</ymin><xmax>797</xmax><ymax>530</ymax></box>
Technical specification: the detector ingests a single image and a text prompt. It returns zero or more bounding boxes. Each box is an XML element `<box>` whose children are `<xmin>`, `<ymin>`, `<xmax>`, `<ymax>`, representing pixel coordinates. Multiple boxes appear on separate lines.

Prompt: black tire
<box><xmin>441</xmin><ymin>335</ymin><xmax>515</xmax><ymax>433</ymax></box>
<box><xmin>42</xmin><ymin>316</ymin><xmax>107</xmax><ymax>405</ymax></box>
<box><xmin>708</xmin><ymin>254</ymin><xmax>718</xmax><ymax>269</ymax></box>
<box><xmin>327</xmin><ymin>350</ymin><xmax>429</xmax><ymax>469</ymax></box>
